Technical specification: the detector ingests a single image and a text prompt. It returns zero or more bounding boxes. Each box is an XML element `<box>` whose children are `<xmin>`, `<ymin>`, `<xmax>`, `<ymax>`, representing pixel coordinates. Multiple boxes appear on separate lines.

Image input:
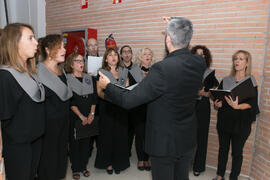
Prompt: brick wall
<box><xmin>46</xmin><ymin>0</ymin><xmax>270</xmax><ymax>178</ymax></box>
<box><xmin>250</xmin><ymin>11</ymin><xmax>270</xmax><ymax>179</ymax></box>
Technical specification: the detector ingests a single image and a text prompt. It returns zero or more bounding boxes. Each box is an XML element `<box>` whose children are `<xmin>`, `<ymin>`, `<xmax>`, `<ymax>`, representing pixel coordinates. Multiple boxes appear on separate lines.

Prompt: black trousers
<box><xmin>69</xmin><ymin>137</ymin><xmax>91</xmax><ymax>172</ymax></box>
<box><xmin>89</xmin><ymin>135</ymin><xmax>99</xmax><ymax>157</ymax></box>
<box><xmin>151</xmin><ymin>148</ymin><xmax>195</xmax><ymax>180</ymax></box>
<box><xmin>3</xmin><ymin>137</ymin><xmax>42</xmax><ymax>180</ymax></box>
<box><xmin>217</xmin><ymin>127</ymin><xmax>251</xmax><ymax>179</ymax></box>
<box><xmin>193</xmin><ymin>97</ymin><xmax>210</xmax><ymax>172</ymax></box>
<box><xmin>128</xmin><ymin>105</ymin><xmax>149</xmax><ymax>161</ymax></box>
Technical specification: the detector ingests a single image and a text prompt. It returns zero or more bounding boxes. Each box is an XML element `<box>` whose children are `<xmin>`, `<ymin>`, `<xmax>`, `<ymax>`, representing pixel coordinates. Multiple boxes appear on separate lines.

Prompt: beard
<box><xmin>90</xmin><ymin>50</ymin><xmax>98</xmax><ymax>57</ymax></box>
<box><xmin>164</xmin><ymin>35</ymin><xmax>170</xmax><ymax>58</ymax></box>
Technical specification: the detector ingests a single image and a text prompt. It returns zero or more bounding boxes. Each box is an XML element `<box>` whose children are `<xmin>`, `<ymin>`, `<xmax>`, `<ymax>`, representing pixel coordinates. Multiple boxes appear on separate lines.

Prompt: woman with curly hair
<box><xmin>37</xmin><ymin>34</ymin><xmax>72</xmax><ymax>180</ymax></box>
<box><xmin>191</xmin><ymin>45</ymin><xmax>219</xmax><ymax>176</ymax></box>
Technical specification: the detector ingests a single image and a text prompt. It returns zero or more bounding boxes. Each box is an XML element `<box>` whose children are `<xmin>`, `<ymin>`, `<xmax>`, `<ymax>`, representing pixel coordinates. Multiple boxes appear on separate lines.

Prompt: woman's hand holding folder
<box><xmin>214</xmin><ymin>99</ymin><xmax>223</xmax><ymax>110</ymax></box>
<box><xmin>224</xmin><ymin>96</ymin><xmax>239</xmax><ymax>109</ymax></box>
<box><xmin>198</xmin><ymin>86</ymin><xmax>211</xmax><ymax>97</ymax></box>
<box><xmin>215</xmin><ymin>95</ymin><xmax>252</xmax><ymax>110</ymax></box>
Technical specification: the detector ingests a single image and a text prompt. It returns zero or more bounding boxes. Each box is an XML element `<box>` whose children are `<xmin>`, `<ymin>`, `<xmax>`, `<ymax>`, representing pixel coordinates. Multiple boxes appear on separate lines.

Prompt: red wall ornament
<box><xmin>113</xmin><ymin>0</ymin><xmax>122</xmax><ymax>4</ymax></box>
<box><xmin>81</xmin><ymin>0</ymin><xmax>88</xmax><ymax>9</ymax></box>
<box><xmin>62</xmin><ymin>28</ymin><xmax>97</xmax><ymax>57</ymax></box>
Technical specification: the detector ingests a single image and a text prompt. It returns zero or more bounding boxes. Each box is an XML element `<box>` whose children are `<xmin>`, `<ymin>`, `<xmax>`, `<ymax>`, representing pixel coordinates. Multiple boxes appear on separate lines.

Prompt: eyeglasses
<box><xmin>87</xmin><ymin>44</ymin><xmax>98</xmax><ymax>47</ymax></box>
<box><xmin>73</xmin><ymin>60</ymin><xmax>84</xmax><ymax>63</ymax></box>
<box><xmin>233</xmin><ymin>57</ymin><xmax>246</xmax><ymax>61</ymax></box>
<box><xmin>122</xmin><ymin>50</ymin><xmax>132</xmax><ymax>54</ymax></box>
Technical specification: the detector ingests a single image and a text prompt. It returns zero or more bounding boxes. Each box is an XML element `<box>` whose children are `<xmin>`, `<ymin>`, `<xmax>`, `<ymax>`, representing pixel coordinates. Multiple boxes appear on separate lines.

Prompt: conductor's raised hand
<box><xmin>98</xmin><ymin>71</ymin><xmax>111</xmax><ymax>89</ymax></box>
<box><xmin>162</xmin><ymin>16</ymin><xmax>171</xmax><ymax>23</ymax></box>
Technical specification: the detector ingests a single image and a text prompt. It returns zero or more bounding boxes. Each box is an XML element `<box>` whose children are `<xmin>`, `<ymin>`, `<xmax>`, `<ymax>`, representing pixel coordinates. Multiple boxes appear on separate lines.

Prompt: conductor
<box><xmin>98</xmin><ymin>17</ymin><xmax>206</xmax><ymax>180</ymax></box>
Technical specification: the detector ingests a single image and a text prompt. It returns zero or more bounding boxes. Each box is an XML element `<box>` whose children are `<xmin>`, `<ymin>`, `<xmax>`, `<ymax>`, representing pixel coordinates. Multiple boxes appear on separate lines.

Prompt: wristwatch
<box><xmin>90</xmin><ymin>112</ymin><xmax>95</xmax><ymax>115</ymax></box>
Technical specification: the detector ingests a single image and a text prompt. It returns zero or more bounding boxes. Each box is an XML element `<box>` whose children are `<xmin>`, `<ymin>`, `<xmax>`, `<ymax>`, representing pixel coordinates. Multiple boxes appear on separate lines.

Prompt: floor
<box><xmin>65</xmin><ymin>147</ymin><xmax>249</xmax><ymax>180</ymax></box>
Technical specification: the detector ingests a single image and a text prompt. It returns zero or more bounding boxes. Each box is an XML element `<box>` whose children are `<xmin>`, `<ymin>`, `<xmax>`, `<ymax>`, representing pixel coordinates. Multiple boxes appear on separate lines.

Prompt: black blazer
<box><xmin>105</xmin><ymin>48</ymin><xmax>206</xmax><ymax>157</ymax></box>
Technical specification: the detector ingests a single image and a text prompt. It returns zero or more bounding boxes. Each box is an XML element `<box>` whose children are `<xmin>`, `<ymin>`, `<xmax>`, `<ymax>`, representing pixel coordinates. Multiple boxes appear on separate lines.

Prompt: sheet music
<box><xmin>87</xmin><ymin>56</ymin><xmax>102</xmax><ymax>76</ymax></box>
<box><xmin>114</xmin><ymin>83</ymin><xmax>138</xmax><ymax>91</ymax></box>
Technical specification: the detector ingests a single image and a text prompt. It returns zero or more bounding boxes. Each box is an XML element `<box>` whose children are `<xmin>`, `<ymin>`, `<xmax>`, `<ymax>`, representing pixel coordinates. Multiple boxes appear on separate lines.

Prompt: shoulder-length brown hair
<box><xmin>230</xmin><ymin>50</ymin><xmax>252</xmax><ymax>77</ymax></box>
<box><xmin>0</xmin><ymin>23</ymin><xmax>37</xmax><ymax>73</ymax></box>
<box><xmin>40</xmin><ymin>34</ymin><xmax>63</xmax><ymax>61</ymax></box>
<box><xmin>64</xmin><ymin>52</ymin><xmax>85</xmax><ymax>73</ymax></box>
<box><xmin>102</xmin><ymin>48</ymin><xmax>121</xmax><ymax>71</ymax></box>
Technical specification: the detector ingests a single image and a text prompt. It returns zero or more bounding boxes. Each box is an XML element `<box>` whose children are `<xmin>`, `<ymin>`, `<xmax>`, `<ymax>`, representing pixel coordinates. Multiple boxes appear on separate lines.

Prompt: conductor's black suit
<box><xmin>104</xmin><ymin>48</ymin><xmax>206</xmax><ymax>180</ymax></box>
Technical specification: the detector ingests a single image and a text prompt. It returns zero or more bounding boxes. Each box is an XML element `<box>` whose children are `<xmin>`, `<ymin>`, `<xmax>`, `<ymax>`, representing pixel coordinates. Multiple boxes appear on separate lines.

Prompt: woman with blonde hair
<box><xmin>135</xmin><ymin>47</ymin><xmax>154</xmax><ymax>75</ymax></box>
<box><xmin>130</xmin><ymin>47</ymin><xmax>155</xmax><ymax>171</ymax></box>
<box><xmin>0</xmin><ymin>23</ymin><xmax>45</xmax><ymax>180</ymax></box>
<box><xmin>213</xmin><ymin>50</ymin><xmax>259</xmax><ymax>180</ymax></box>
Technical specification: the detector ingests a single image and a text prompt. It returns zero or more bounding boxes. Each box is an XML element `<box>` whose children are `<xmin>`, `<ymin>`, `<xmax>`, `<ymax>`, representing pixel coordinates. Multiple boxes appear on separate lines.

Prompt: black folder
<box><xmin>209</xmin><ymin>89</ymin><xmax>232</xmax><ymax>102</ymax></box>
<box><xmin>203</xmin><ymin>70</ymin><xmax>218</xmax><ymax>90</ymax></box>
<box><xmin>210</xmin><ymin>77</ymin><xmax>256</xmax><ymax>103</ymax></box>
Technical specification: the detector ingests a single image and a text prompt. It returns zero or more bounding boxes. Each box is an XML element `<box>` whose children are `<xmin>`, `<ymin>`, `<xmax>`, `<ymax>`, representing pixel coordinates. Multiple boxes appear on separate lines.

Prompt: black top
<box><xmin>0</xmin><ymin>70</ymin><xmax>45</xmax><ymax>143</ymax></box>
<box><xmin>217</xmin><ymin>80</ymin><xmax>259</xmax><ymax>133</ymax></box>
<box><xmin>127</xmin><ymin>72</ymin><xmax>136</xmax><ymax>86</ymax></box>
<box><xmin>203</xmin><ymin>72</ymin><xmax>219</xmax><ymax>91</ymax></box>
<box><xmin>141</xmin><ymin>66</ymin><xmax>150</xmax><ymax>72</ymax></box>
<box><xmin>70</xmin><ymin>77</ymin><xmax>98</xmax><ymax>139</ymax></box>
<box><xmin>70</xmin><ymin>77</ymin><xmax>97</xmax><ymax>111</ymax></box>
<box><xmin>92</xmin><ymin>77</ymin><xmax>100</xmax><ymax>116</ymax></box>
<box><xmin>43</xmin><ymin>74</ymin><xmax>70</xmax><ymax>132</ymax></box>
<box><xmin>105</xmin><ymin>48</ymin><xmax>206</xmax><ymax>156</ymax></box>
<box><xmin>71</xmin><ymin>77</ymin><xmax>98</xmax><ymax>105</ymax></box>
<box><xmin>125</xmin><ymin>62</ymin><xmax>137</xmax><ymax>86</ymax></box>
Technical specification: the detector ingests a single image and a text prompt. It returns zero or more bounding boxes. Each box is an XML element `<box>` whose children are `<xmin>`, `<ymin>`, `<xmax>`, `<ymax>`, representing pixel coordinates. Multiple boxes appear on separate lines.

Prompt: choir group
<box><xmin>0</xmin><ymin>16</ymin><xmax>259</xmax><ymax>180</ymax></box>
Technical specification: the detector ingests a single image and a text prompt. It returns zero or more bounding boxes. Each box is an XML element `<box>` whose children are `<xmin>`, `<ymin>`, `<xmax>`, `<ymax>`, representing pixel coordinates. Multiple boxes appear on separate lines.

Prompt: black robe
<box><xmin>68</xmin><ymin>76</ymin><xmax>99</xmax><ymax>172</ymax></box>
<box><xmin>38</xmin><ymin>75</ymin><xmax>70</xmax><ymax>180</ymax></box>
<box><xmin>193</xmin><ymin>68</ymin><xmax>219</xmax><ymax>172</ymax></box>
<box><xmin>69</xmin><ymin>77</ymin><xmax>99</xmax><ymax>139</ymax></box>
<box><xmin>0</xmin><ymin>70</ymin><xmax>45</xmax><ymax>143</ymax></box>
<box><xmin>0</xmin><ymin>70</ymin><xmax>45</xmax><ymax>180</ymax></box>
<box><xmin>217</xmin><ymin>76</ymin><xmax>259</xmax><ymax>133</ymax></box>
<box><xmin>95</xmin><ymin>68</ymin><xmax>130</xmax><ymax>171</ymax></box>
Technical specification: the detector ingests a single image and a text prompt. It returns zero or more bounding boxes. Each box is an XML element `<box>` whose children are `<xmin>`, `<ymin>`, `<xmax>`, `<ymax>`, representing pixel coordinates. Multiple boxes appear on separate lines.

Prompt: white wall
<box><xmin>29</xmin><ymin>0</ymin><xmax>46</xmax><ymax>38</ymax></box>
<box><xmin>0</xmin><ymin>0</ymin><xmax>7</xmax><ymax>28</ymax></box>
<box><xmin>0</xmin><ymin>0</ymin><xmax>46</xmax><ymax>38</ymax></box>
